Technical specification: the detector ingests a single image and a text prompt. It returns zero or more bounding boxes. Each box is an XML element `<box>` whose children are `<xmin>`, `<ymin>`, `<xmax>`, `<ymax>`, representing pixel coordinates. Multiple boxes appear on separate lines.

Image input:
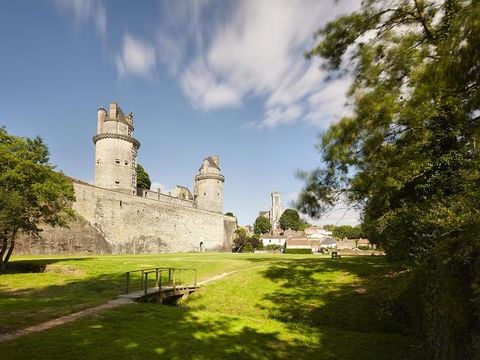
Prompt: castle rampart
<box><xmin>73</xmin><ymin>182</ymin><xmax>234</xmax><ymax>253</ymax></box>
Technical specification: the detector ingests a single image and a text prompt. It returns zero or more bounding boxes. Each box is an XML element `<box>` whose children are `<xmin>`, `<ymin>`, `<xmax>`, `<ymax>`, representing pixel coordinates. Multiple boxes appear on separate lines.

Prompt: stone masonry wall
<box><xmin>72</xmin><ymin>182</ymin><xmax>236</xmax><ymax>253</ymax></box>
<box><xmin>16</xmin><ymin>215</ymin><xmax>111</xmax><ymax>254</ymax></box>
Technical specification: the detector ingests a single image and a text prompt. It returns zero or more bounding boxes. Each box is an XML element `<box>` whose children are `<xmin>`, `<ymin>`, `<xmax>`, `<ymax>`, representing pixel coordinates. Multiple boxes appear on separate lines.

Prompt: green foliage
<box><xmin>279</xmin><ymin>208</ymin><xmax>301</xmax><ymax>231</ymax></box>
<box><xmin>232</xmin><ymin>228</ymin><xmax>262</xmax><ymax>252</ymax></box>
<box><xmin>284</xmin><ymin>248</ymin><xmax>313</xmax><ymax>254</ymax></box>
<box><xmin>225</xmin><ymin>212</ymin><xmax>234</xmax><ymax>217</ymax></box>
<box><xmin>136</xmin><ymin>164</ymin><xmax>151</xmax><ymax>189</ymax></box>
<box><xmin>253</xmin><ymin>215</ymin><xmax>271</xmax><ymax>234</ymax></box>
<box><xmin>265</xmin><ymin>244</ymin><xmax>282</xmax><ymax>251</ymax></box>
<box><xmin>299</xmin><ymin>1</ymin><xmax>480</xmax><ymax>357</ymax></box>
<box><xmin>323</xmin><ymin>224</ymin><xmax>335</xmax><ymax>232</ymax></box>
<box><xmin>330</xmin><ymin>225</ymin><xmax>363</xmax><ymax>239</ymax></box>
<box><xmin>298</xmin><ymin>219</ymin><xmax>310</xmax><ymax>231</ymax></box>
<box><xmin>0</xmin><ymin>128</ymin><xmax>75</xmax><ymax>273</ymax></box>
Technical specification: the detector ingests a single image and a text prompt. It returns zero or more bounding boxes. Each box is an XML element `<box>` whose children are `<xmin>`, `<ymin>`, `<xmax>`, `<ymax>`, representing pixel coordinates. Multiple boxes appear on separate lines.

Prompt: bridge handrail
<box><xmin>124</xmin><ymin>267</ymin><xmax>197</xmax><ymax>295</ymax></box>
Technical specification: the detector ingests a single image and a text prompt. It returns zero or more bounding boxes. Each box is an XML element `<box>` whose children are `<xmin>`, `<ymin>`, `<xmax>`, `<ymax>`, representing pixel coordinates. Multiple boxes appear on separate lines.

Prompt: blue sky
<box><xmin>0</xmin><ymin>0</ymin><xmax>360</xmax><ymax>226</ymax></box>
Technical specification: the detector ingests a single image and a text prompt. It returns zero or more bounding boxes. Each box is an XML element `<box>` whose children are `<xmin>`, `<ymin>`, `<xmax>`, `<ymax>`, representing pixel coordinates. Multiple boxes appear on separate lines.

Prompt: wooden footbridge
<box><xmin>118</xmin><ymin>267</ymin><xmax>199</xmax><ymax>304</ymax></box>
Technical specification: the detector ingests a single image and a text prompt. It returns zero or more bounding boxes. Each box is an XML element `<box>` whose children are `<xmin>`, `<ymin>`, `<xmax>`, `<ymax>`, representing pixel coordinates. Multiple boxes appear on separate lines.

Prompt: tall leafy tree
<box><xmin>253</xmin><ymin>216</ymin><xmax>271</xmax><ymax>234</ymax></box>
<box><xmin>330</xmin><ymin>225</ymin><xmax>363</xmax><ymax>239</ymax></box>
<box><xmin>0</xmin><ymin>128</ymin><xmax>75</xmax><ymax>273</ymax></box>
<box><xmin>279</xmin><ymin>209</ymin><xmax>301</xmax><ymax>231</ymax></box>
<box><xmin>136</xmin><ymin>164</ymin><xmax>151</xmax><ymax>189</ymax></box>
<box><xmin>298</xmin><ymin>1</ymin><xmax>480</xmax><ymax>357</ymax></box>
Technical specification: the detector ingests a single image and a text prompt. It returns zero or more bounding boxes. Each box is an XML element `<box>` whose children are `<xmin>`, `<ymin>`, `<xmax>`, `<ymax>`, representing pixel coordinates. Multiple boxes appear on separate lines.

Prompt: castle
<box><xmin>18</xmin><ymin>102</ymin><xmax>236</xmax><ymax>254</ymax></box>
<box><xmin>92</xmin><ymin>102</ymin><xmax>225</xmax><ymax>213</ymax></box>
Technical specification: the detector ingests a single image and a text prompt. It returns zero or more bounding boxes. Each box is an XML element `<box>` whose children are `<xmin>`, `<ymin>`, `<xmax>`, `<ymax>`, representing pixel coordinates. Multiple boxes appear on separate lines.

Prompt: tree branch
<box><xmin>413</xmin><ymin>0</ymin><xmax>435</xmax><ymax>41</ymax></box>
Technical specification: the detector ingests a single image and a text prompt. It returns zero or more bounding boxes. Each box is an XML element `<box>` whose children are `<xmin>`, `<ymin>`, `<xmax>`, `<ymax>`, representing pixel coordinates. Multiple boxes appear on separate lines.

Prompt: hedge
<box><xmin>284</xmin><ymin>248</ymin><xmax>312</xmax><ymax>254</ymax></box>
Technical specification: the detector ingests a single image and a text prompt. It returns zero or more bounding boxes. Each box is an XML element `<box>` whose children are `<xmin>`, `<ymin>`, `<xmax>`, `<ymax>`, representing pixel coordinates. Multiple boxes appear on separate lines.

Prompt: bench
<box><xmin>331</xmin><ymin>251</ymin><xmax>341</xmax><ymax>259</ymax></box>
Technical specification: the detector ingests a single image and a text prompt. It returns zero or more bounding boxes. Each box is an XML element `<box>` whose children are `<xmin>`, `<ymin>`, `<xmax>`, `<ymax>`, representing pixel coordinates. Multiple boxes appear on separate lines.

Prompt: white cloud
<box><xmin>51</xmin><ymin>0</ymin><xmax>106</xmax><ymax>37</ymax></box>
<box><xmin>150</xmin><ymin>182</ymin><xmax>171</xmax><ymax>195</ymax></box>
<box><xmin>116</xmin><ymin>34</ymin><xmax>156</xmax><ymax>78</ymax></box>
<box><xmin>285</xmin><ymin>192</ymin><xmax>359</xmax><ymax>225</ymax></box>
<box><xmin>311</xmin><ymin>203</ymin><xmax>360</xmax><ymax>226</ymax></box>
<box><xmin>305</xmin><ymin>76</ymin><xmax>353</xmax><ymax>126</ymax></box>
<box><xmin>180</xmin><ymin>59</ymin><xmax>242</xmax><ymax>110</ymax></box>
<box><xmin>156</xmin><ymin>0</ymin><xmax>361</xmax><ymax>128</ymax></box>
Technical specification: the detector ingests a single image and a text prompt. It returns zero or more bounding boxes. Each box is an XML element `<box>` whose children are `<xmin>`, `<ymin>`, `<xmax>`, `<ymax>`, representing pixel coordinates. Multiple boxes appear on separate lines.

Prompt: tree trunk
<box><xmin>0</xmin><ymin>236</ymin><xmax>8</xmax><ymax>274</ymax></box>
<box><xmin>0</xmin><ymin>230</ymin><xmax>16</xmax><ymax>274</ymax></box>
<box><xmin>4</xmin><ymin>238</ymin><xmax>15</xmax><ymax>267</ymax></box>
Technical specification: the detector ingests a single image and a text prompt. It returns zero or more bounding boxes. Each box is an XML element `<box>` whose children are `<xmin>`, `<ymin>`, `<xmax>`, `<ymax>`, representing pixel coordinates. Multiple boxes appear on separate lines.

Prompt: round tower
<box><xmin>194</xmin><ymin>156</ymin><xmax>225</xmax><ymax>213</ymax></box>
<box><xmin>93</xmin><ymin>102</ymin><xmax>140</xmax><ymax>194</ymax></box>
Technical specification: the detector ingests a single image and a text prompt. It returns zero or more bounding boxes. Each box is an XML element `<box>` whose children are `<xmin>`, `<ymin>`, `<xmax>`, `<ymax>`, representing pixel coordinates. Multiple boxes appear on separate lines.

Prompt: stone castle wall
<box><xmin>15</xmin><ymin>215</ymin><xmax>112</xmax><ymax>255</ymax></box>
<box><xmin>72</xmin><ymin>182</ymin><xmax>235</xmax><ymax>253</ymax></box>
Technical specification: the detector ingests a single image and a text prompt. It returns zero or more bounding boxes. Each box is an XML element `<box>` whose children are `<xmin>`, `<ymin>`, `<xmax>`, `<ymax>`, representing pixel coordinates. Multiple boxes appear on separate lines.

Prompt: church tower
<box><xmin>194</xmin><ymin>156</ymin><xmax>224</xmax><ymax>213</ymax></box>
<box><xmin>93</xmin><ymin>102</ymin><xmax>140</xmax><ymax>194</ymax></box>
<box><xmin>270</xmin><ymin>191</ymin><xmax>283</xmax><ymax>230</ymax></box>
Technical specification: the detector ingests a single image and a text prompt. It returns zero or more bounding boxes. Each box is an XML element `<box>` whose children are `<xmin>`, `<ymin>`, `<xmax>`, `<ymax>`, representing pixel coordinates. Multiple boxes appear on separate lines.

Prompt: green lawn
<box><xmin>0</xmin><ymin>254</ymin><xmax>419</xmax><ymax>359</ymax></box>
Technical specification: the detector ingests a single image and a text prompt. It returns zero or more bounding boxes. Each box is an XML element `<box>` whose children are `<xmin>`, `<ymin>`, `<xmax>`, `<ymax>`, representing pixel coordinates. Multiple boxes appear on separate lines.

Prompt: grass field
<box><xmin>0</xmin><ymin>253</ymin><xmax>419</xmax><ymax>359</ymax></box>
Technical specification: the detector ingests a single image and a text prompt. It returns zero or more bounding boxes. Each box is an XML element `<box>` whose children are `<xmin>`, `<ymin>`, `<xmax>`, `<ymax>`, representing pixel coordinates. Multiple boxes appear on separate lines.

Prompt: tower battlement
<box><xmin>94</xmin><ymin>102</ymin><xmax>139</xmax><ymax>194</ymax></box>
<box><xmin>93</xmin><ymin>102</ymin><xmax>225</xmax><ymax>213</ymax></box>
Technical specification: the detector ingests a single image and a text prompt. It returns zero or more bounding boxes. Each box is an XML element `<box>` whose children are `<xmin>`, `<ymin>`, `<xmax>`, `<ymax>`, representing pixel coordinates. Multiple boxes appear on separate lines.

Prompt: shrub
<box><xmin>284</xmin><ymin>248</ymin><xmax>312</xmax><ymax>254</ymax></box>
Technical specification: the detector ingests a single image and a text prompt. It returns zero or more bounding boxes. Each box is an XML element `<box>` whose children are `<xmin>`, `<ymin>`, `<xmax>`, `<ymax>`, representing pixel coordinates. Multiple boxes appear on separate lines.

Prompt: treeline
<box><xmin>323</xmin><ymin>225</ymin><xmax>363</xmax><ymax>239</ymax></box>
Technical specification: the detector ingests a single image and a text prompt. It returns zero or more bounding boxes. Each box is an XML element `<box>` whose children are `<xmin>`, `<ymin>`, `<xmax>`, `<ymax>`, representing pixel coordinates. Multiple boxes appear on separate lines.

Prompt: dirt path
<box><xmin>0</xmin><ymin>265</ymin><xmax>262</xmax><ymax>344</ymax></box>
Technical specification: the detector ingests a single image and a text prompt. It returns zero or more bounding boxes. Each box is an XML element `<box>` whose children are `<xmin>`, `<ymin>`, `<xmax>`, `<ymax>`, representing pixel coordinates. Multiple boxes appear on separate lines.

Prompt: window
<box><xmin>124</xmin><ymin>161</ymin><xmax>128</xmax><ymax>165</ymax></box>
<box><xmin>115</xmin><ymin>181</ymin><xmax>120</xmax><ymax>185</ymax></box>
<box><xmin>96</xmin><ymin>160</ymin><xmax>100</xmax><ymax>165</ymax></box>
<box><xmin>115</xmin><ymin>159</ymin><xmax>120</xmax><ymax>164</ymax></box>
<box><xmin>203</xmin><ymin>192</ymin><xmax>207</xmax><ymax>196</ymax></box>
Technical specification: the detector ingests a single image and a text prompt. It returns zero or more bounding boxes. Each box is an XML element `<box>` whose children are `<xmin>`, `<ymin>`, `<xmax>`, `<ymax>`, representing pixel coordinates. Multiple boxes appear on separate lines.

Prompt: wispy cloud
<box><xmin>116</xmin><ymin>34</ymin><xmax>156</xmax><ymax>78</ymax></box>
<box><xmin>150</xmin><ymin>181</ymin><xmax>171</xmax><ymax>194</ymax></box>
<box><xmin>284</xmin><ymin>191</ymin><xmax>359</xmax><ymax>225</ymax></box>
<box><xmin>51</xmin><ymin>0</ymin><xmax>106</xmax><ymax>37</ymax></box>
<box><xmin>156</xmin><ymin>0</ymin><xmax>360</xmax><ymax>127</ymax></box>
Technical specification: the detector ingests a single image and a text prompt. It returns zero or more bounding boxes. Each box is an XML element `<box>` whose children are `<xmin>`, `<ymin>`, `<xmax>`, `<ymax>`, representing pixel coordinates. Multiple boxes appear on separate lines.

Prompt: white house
<box><xmin>320</xmin><ymin>237</ymin><xmax>337</xmax><ymax>249</ymax></box>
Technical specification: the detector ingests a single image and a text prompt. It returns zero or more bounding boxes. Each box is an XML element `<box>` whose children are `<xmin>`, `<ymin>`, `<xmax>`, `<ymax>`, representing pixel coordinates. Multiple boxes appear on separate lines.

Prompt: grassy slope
<box><xmin>0</xmin><ymin>254</ymin><xmax>419</xmax><ymax>359</ymax></box>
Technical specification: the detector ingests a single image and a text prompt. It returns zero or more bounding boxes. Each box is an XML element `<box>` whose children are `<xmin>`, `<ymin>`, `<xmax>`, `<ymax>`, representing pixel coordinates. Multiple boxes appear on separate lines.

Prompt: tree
<box><xmin>279</xmin><ymin>209</ymin><xmax>301</xmax><ymax>231</ymax></box>
<box><xmin>323</xmin><ymin>224</ymin><xmax>335</xmax><ymax>232</ymax></box>
<box><xmin>0</xmin><ymin>128</ymin><xmax>75</xmax><ymax>273</ymax></box>
<box><xmin>232</xmin><ymin>228</ymin><xmax>262</xmax><ymax>252</ymax></box>
<box><xmin>330</xmin><ymin>225</ymin><xmax>363</xmax><ymax>239</ymax></box>
<box><xmin>253</xmin><ymin>216</ymin><xmax>271</xmax><ymax>234</ymax></box>
<box><xmin>297</xmin><ymin>220</ymin><xmax>310</xmax><ymax>232</ymax></box>
<box><xmin>136</xmin><ymin>164</ymin><xmax>151</xmax><ymax>189</ymax></box>
<box><xmin>298</xmin><ymin>1</ymin><xmax>480</xmax><ymax>357</ymax></box>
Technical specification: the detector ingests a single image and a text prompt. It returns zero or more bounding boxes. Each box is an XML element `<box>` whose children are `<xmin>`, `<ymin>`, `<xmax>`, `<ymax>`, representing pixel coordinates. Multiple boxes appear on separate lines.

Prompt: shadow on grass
<box><xmin>0</xmin><ymin>300</ymin><xmax>414</xmax><ymax>360</ymax></box>
<box><xmin>260</xmin><ymin>256</ymin><xmax>412</xmax><ymax>332</ymax></box>
<box><xmin>5</xmin><ymin>257</ymin><xmax>94</xmax><ymax>274</ymax></box>
<box><xmin>0</xmin><ymin>255</ymin><xmax>420</xmax><ymax>359</ymax></box>
<box><xmin>257</xmin><ymin>256</ymin><xmax>420</xmax><ymax>356</ymax></box>
<box><xmin>0</xmin><ymin>269</ymin><xmax>125</xmax><ymax>333</ymax></box>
